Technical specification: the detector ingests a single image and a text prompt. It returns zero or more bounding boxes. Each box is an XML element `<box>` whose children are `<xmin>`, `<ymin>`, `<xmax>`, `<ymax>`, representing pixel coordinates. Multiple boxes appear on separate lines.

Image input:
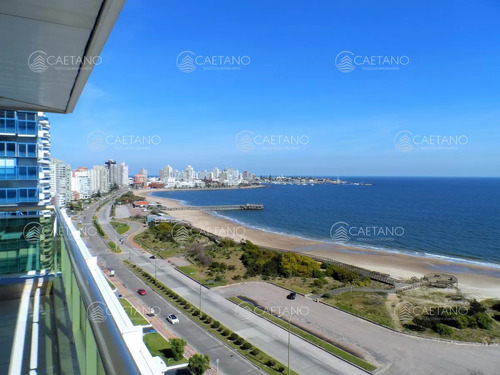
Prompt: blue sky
<box><xmin>51</xmin><ymin>0</ymin><xmax>500</xmax><ymax>177</ymax></box>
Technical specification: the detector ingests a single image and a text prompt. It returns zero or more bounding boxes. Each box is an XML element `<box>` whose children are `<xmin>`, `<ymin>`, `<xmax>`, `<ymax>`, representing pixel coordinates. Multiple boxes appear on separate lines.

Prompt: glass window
<box><xmin>6</xmin><ymin>143</ymin><xmax>15</xmax><ymax>156</ymax></box>
<box><xmin>27</xmin><ymin>144</ymin><xmax>37</xmax><ymax>157</ymax></box>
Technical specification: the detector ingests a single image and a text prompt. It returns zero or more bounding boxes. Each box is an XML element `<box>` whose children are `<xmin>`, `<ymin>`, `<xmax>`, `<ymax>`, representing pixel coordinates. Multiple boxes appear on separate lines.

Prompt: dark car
<box><xmin>149</xmin><ymin>255</ymin><xmax>156</xmax><ymax>259</ymax></box>
<box><xmin>286</xmin><ymin>292</ymin><xmax>296</xmax><ymax>300</ymax></box>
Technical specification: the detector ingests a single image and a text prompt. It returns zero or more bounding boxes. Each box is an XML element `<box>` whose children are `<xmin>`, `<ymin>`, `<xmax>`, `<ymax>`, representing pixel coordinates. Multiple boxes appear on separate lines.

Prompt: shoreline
<box><xmin>142</xmin><ymin>185</ymin><xmax>266</xmax><ymax>193</ymax></box>
<box><xmin>140</xmin><ymin>190</ymin><xmax>500</xmax><ymax>300</ymax></box>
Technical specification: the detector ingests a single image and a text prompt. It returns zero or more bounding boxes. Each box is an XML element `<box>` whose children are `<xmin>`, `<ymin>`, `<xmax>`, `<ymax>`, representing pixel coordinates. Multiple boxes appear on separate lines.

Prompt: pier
<box><xmin>162</xmin><ymin>203</ymin><xmax>264</xmax><ymax>211</ymax></box>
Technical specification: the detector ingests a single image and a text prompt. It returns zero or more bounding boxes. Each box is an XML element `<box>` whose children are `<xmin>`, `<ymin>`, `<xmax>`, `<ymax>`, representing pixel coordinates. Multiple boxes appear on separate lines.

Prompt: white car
<box><xmin>167</xmin><ymin>314</ymin><xmax>179</xmax><ymax>324</ymax></box>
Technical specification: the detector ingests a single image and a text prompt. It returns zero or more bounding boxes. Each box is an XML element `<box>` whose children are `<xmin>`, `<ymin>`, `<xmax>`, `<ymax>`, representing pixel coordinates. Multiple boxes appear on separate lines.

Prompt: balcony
<box><xmin>0</xmin><ymin>166</ymin><xmax>38</xmax><ymax>180</ymax></box>
<box><xmin>0</xmin><ymin>208</ymin><xmax>165</xmax><ymax>374</ymax></box>
<box><xmin>0</xmin><ymin>188</ymin><xmax>39</xmax><ymax>204</ymax></box>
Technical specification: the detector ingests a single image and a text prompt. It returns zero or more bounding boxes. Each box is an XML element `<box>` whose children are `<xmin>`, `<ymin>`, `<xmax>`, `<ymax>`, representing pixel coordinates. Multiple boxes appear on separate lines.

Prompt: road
<box><xmin>78</xmin><ymin>194</ymin><xmax>265</xmax><ymax>375</ymax></box>
<box><xmin>82</xmin><ymin>195</ymin><xmax>367</xmax><ymax>375</ymax></box>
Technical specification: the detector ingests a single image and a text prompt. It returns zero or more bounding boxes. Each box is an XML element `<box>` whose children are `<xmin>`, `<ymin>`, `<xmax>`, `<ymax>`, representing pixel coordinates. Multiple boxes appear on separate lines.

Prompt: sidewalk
<box><xmin>102</xmin><ymin>266</ymin><xmax>218</xmax><ymax>375</ymax></box>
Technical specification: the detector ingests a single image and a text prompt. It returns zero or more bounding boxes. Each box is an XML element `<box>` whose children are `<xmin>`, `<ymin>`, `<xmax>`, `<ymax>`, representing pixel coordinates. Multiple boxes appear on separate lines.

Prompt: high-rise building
<box><xmin>71</xmin><ymin>167</ymin><xmax>91</xmax><ymax>200</ymax></box>
<box><xmin>0</xmin><ymin>110</ymin><xmax>51</xmax><ymax>216</ymax></box>
<box><xmin>118</xmin><ymin>162</ymin><xmax>129</xmax><ymax>187</ymax></box>
<box><xmin>212</xmin><ymin>167</ymin><xmax>220</xmax><ymax>179</ymax></box>
<box><xmin>159</xmin><ymin>164</ymin><xmax>173</xmax><ymax>181</ymax></box>
<box><xmin>49</xmin><ymin>157</ymin><xmax>72</xmax><ymax>207</ymax></box>
<box><xmin>138</xmin><ymin>167</ymin><xmax>148</xmax><ymax>180</ymax></box>
<box><xmin>185</xmin><ymin>165</ymin><xmax>194</xmax><ymax>181</ymax></box>
<box><xmin>105</xmin><ymin>159</ymin><xmax>118</xmax><ymax>187</ymax></box>
<box><xmin>90</xmin><ymin>165</ymin><xmax>110</xmax><ymax>195</ymax></box>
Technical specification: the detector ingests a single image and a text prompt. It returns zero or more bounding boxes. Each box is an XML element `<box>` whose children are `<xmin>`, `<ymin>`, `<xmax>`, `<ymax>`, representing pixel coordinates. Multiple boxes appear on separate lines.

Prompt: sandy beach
<box><xmin>141</xmin><ymin>189</ymin><xmax>500</xmax><ymax>300</ymax></box>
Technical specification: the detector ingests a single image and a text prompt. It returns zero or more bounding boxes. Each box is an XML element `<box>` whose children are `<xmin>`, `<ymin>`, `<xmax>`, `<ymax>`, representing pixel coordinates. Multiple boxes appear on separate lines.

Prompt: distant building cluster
<box><xmin>49</xmin><ymin>158</ymin><xmax>130</xmax><ymax>206</ymax></box>
<box><xmin>133</xmin><ymin>165</ymin><xmax>257</xmax><ymax>189</ymax></box>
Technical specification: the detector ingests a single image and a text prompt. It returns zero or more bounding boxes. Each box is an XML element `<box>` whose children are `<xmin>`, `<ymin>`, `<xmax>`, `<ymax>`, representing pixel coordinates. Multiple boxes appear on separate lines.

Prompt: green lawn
<box><xmin>111</xmin><ymin>221</ymin><xmax>130</xmax><ymax>235</ymax></box>
<box><xmin>143</xmin><ymin>333</ymin><xmax>188</xmax><ymax>366</ymax></box>
<box><xmin>106</xmin><ymin>277</ymin><xmax>116</xmax><ymax>291</ymax></box>
<box><xmin>229</xmin><ymin>297</ymin><xmax>376</xmax><ymax>372</ymax></box>
<box><xmin>119</xmin><ymin>298</ymin><xmax>150</xmax><ymax>325</ymax></box>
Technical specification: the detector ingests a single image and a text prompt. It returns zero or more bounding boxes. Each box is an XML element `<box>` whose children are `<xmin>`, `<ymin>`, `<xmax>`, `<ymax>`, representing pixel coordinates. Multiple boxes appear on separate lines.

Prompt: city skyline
<box><xmin>48</xmin><ymin>0</ymin><xmax>500</xmax><ymax>177</ymax></box>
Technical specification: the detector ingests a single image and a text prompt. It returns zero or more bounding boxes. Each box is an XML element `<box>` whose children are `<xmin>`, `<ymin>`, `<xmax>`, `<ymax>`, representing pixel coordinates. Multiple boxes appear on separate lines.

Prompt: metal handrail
<box><xmin>55</xmin><ymin>206</ymin><xmax>141</xmax><ymax>375</ymax></box>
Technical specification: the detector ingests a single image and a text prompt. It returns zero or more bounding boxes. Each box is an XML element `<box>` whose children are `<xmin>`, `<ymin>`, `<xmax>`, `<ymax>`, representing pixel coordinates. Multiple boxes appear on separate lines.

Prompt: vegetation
<box><xmin>229</xmin><ymin>297</ymin><xmax>377</xmax><ymax>371</ymax></box>
<box><xmin>170</xmin><ymin>338</ymin><xmax>187</xmax><ymax>361</ymax></box>
<box><xmin>143</xmin><ymin>333</ymin><xmax>188</xmax><ymax>366</ymax></box>
<box><xmin>324</xmin><ymin>292</ymin><xmax>395</xmax><ymax>328</ymax></box>
<box><xmin>93</xmin><ymin>218</ymin><xmax>107</xmax><ymax>238</ymax></box>
<box><xmin>115</xmin><ymin>191</ymin><xmax>144</xmax><ymax>205</ymax></box>
<box><xmin>107</xmin><ymin>241</ymin><xmax>122</xmax><ymax>253</ymax></box>
<box><xmin>188</xmin><ymin>354</ymin><xmax>210</xmax><ymax>375</ymax></box>
<box><xmin>111</xmin><ymin>220</ymin><xmax>130</xmax><ymax>235</ymax></box>
<box><xmin>119</xmin><ymin>298</ymin><xmax>149</xmax><ymax>325</ymax></box>
<box><xmin>123</xmin><ymin>260</ymin><xmax>297</xmax><ymax>375</ymax></box>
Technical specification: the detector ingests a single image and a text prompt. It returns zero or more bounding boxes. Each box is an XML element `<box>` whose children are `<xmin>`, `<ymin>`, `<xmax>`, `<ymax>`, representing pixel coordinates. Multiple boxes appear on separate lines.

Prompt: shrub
<box><xmin>278</xmin><ymin>366</ymin><xmax>286</xmax><ymax>373</ymax></box>
<box><xmin>211</xmin><ymin>321</ymin><xmax>220</xmax><ymax>329</ymax></box>
<box><xmin>234</xmin><ymin>338</ymin><xmax>243</xmax><ymax>345</ymax></box>
<box><xmin>170</xmin><ymin>338</ymin><xmax>187</xmax><ymax>361</ymax></box>
<box><xmin>435</xmin><ymin>323</ymin><xmax>453</xmax><ymax>336</ymax></box>
<box><xmin>204</xmin><ymin>316</ymin><xmax>212</xmax><ymax>324</ymax></box>
<box><xmin>241</xmin><ymin>342</ymin><xmax>252</xmax><ymax>350</ymax></box>
<box><xmin>192</xmin><ymin>310</ymin><xmax>200</xmax><ymax>317</ymax></box>
<box><xmin>321</xmin><ymin>293</ymin><xmax>332</xmax><ymax>299</ymax></box>
<box><xmin>229</xmin><ymin>333</ymin><xmax>238</xmax><ymax>341</ymax></box>
<box><xmin>476</xmin><ymin>312</ymin><xmax>493</xmax><ymax>330</ymax></box>
<box><xmin>266</xmin><ymin>359</ymin><xmax>276</xmax><ymax>367</ymax></box>
<box><xmin>222</xmin><ymin>329</ymin><xmax>230</xmax><ymax>337</ymax></box>
<box><xmin>251</xmin><ymin>348</ymin><xmax>260</xmax><ymax>356</ymax></box>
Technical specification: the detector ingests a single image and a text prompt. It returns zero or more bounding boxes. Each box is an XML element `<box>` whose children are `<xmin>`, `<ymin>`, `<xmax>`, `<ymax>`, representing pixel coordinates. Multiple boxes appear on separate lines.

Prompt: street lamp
<box><xmin>287</xmin><ymin>314</ymin><xmax>291</xmax><ymax>375</ymax></box>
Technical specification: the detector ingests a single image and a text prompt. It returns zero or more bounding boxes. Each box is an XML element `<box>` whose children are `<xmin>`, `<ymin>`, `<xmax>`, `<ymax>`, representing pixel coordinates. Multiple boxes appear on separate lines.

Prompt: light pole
<box><xmin>287</xmin><ymin>314</ymin><xmax>291</xmax><ymax>375</ymax></box>
<box><xmin>199</xmin><ymin>283</ymin><xmax>202</xmax><ymax>314</ymax></box>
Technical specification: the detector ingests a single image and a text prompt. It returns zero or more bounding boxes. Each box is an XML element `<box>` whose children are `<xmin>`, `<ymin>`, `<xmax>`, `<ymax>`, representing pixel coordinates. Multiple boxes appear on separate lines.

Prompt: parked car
<box><xmin>286</xmin><ymin>292</ymin><xmax>296</xmax><ymax>300</ymax></box>
<box><xmin>137</xmin><ymin>288</ymin><xmax>147</xmax><ymax>296</ymax></box>
<box><xmin>109</xmin><ymin>270</ymin><xmax>115</xmax><ymax>277</ymax></box>
<box><xmin>149</xmin><ymin>255</ymin><xmax>156</xmax><ymax>259</ymax></box>
<box><xmin>167</xmin><ymin>314</ymin><xmax>179</xmax><ymax>324</ymax></box>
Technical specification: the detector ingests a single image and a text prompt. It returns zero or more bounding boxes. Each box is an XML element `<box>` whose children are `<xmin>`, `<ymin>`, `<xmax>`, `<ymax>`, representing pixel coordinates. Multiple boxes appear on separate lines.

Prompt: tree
<box><xmin>170</xmin><ymin>338</ymin><xmax>186</xmax><ymax>360</ymax></box>
<box><xmin>188</xmin><ymin>354</ymin><xmax>210</xmax><ymax>375</ymax></box>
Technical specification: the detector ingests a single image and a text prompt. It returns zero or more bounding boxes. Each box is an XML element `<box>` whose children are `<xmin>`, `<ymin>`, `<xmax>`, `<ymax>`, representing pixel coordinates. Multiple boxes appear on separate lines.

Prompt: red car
<box><xmin>137</xmin><ymin>288</ymin><xmax>147</xmax><ymax>296</ymax></box>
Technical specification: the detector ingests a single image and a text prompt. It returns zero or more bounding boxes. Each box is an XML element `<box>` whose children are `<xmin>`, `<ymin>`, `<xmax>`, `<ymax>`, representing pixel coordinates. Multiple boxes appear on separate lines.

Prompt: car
<box><xmin>149</xmin><ymin>255</ymin><xmax>156</xmax><ymax>259</ymax></box>
<box><xmin>137</xmin><ymin>288</ymin><xmax>147</xmax><ymax>295</ymax></box>
<box><xmin>286</xmin><ymin>292</ymin><xmax>296</xmax><ymax>300</ymax></box>
<box><xmin>167</xmin><ymin>314</ymin><xmax>179</xmax><ymax>324</ymax></box>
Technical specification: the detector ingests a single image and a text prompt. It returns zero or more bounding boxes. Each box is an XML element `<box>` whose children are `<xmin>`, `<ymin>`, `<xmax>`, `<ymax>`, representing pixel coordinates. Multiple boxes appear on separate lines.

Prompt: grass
<box><xmin>106</xmin><ymin>277</ymin><xmax>116</xmax><ymax>291</ymax></box>
<box><xmin>228</xmin><ymin>297</ymin><xmax>376</xmax><ymax>372</ymax></box>
<box><xmin>324</xmin><ymin>291</ymin><xmax>396</xmax><ymax>328</ymax></box>
<box><xmin>111</xmin><ymin>221</ymin><xmax>130</xmax><ymax>235</ymax></box>
<box><xmin>107</xmin><ymin>241</ymin><xmax>122</xmax><ymax>253</ymax></box>
<box><xmin>119</xmin><ymin>298</ymin><xmax>150</xmax><ymax>326</ymax></box>
<box><xmin>123</xmin><ymin>260</ymin><xmax>297</xmax><ymax>375</ymax></box>
<box><xmin>143</xmin><ymin>333</ymin><xmax>188</xmax><ymax>366</ymax></box>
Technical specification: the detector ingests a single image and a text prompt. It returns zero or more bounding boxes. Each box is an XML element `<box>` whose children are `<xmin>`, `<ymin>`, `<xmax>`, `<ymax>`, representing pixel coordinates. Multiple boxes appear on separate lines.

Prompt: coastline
<box><xmin>141</xmin><ymin>190</ymin><xmax>500</xmax><ymax>300</ymax></box>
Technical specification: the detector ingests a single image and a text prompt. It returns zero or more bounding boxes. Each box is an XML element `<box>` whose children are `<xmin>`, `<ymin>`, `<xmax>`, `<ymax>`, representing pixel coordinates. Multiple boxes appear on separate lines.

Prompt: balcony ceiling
<box><xmin>0</xmin><ymin>0</ymin><xmax>125</xmax><ymax>114</ymax></box>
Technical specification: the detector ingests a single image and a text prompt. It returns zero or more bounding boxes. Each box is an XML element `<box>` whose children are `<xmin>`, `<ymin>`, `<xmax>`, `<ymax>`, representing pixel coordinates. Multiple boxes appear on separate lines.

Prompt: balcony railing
<box><xmin>0</xmin><ymin>166</ymin><xmax>38</xmax><ymax>180</ymax></box>
<box><xmin>0</xmin><ymin>188</ymin><xmax>39</xmax><ymax>204</ymax></box>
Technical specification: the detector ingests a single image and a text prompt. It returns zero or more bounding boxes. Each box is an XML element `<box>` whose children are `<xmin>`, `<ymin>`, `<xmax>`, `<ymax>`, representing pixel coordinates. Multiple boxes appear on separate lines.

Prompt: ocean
<box><xmin>151</xmin><ymin>177</ymin><xmax>500</xmax><ymax>267</ymax></box>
